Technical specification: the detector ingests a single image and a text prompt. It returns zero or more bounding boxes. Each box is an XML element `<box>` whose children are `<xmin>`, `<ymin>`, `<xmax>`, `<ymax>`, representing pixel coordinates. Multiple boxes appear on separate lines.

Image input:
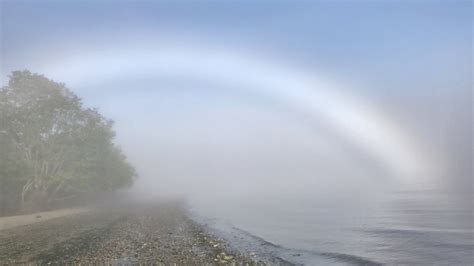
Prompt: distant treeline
<box><xmin>0</xmin><ymin>71</ymin><xmax>137</xmax><ymax>215</ymax></box>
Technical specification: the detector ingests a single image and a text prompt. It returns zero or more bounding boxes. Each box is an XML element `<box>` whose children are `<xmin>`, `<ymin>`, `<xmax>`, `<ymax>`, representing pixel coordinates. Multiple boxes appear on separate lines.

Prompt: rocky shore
<box><xmin>0</xmin><ymin>202</ymin><xmax>261</xmax><ymax>264</ymax></box>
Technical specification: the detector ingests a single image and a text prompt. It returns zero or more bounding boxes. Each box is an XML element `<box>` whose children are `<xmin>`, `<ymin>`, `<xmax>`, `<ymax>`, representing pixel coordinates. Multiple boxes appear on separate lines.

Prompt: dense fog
<box><xmin>0</xmin><ymin>1</ymin><xmax>472</xmax><ymax>265</ymax></box>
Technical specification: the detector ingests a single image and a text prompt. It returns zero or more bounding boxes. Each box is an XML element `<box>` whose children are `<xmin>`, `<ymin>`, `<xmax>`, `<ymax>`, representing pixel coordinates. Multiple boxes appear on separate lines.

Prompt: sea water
<box><xmin>190</xmin><ymin>189</ymin><xmax>473</xmax><ymax>265</ymax></box>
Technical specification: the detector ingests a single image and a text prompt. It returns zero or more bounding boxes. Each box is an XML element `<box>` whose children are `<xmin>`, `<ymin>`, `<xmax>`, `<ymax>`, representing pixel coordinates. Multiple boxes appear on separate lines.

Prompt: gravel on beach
<box><xmin>0</xmin><ymin>202</ymin><xmax>261</xmax><ymax>264</ymax></box>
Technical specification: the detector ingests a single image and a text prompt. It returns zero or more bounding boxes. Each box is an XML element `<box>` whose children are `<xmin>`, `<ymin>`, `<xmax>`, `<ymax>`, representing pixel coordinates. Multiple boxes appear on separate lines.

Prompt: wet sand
<box><xmin>0</xmin><ymin>202</ymin><xmax>259</xmax><ymax>264</ymax></box>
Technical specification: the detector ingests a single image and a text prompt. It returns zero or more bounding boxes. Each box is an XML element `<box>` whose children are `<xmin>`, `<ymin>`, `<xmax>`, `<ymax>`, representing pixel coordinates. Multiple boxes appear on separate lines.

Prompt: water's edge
<box><xmin>188</xmin><ymin>210</ymin><xmax>384</xmax><ymax>266</ymax></box>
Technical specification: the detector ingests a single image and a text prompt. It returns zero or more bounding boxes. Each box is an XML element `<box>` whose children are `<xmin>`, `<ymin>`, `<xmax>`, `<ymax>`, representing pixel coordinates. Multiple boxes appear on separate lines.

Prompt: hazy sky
<box><xmin>1</xmin><ymin>1</ymin><xmax>471</xmax><ymax>197</ymax></box>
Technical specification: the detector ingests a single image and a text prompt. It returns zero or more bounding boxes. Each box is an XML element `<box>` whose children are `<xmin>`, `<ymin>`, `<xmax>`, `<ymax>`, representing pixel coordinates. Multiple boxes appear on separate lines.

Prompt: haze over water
<box><xmin>190</xmin><ymin>189</ymin><xmax>473</xmax><ymax>265</ymax></box>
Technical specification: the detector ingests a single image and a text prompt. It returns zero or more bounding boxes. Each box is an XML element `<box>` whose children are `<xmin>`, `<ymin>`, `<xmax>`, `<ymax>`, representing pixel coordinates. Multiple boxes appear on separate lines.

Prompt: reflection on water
<box><xmin>191</xmin><ymin>189</ymin><xmax>473</xmax><ymax>265</ymax></box>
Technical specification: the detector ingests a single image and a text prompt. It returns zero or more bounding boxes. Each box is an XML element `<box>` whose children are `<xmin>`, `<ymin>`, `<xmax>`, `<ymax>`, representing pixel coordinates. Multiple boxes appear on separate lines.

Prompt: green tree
<box><xmin>0</xmin><ymin>70</ymin><xmax>136</xmax><ymax>213</ymax></box>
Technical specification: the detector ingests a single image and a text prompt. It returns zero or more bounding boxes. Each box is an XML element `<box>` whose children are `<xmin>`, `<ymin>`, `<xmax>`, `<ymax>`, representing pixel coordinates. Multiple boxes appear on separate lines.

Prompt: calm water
<box><xmin>190</xmin><ymin>190</ymin><xmax>473</xmax><ymax>265</ymax></box>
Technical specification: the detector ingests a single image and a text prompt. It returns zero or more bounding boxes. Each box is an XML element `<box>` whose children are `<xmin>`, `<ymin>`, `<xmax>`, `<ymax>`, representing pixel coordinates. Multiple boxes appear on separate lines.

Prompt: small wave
<box><xmin>231</xmin><ymin>225</ymin><xmax>383</xmax><ymax>265</ymax></box>
<box><xmin>319</xmin><ymin>252</ymin><xmax>383</xmax><ymax>266</ymax></box>
<box><xmin>231</xmin><ymin>226</ymin><xmax>283</xmax><ymax>248</ymax></box>
<box><xmin>190</xmin><ymin>210</ymin><xmax>384</xmax><ymax>265</ymax></box>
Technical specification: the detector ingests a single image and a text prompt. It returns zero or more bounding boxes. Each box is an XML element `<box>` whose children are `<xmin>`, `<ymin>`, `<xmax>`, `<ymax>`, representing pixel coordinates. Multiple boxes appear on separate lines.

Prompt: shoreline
<box><xmin>0</xmin><ymin>201</ymin><xmax>261</xmax><ymax>264</ymax></box>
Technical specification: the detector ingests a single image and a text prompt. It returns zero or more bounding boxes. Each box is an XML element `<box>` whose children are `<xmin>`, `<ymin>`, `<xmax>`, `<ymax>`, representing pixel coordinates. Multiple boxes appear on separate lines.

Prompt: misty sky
<box><xmin>1</xmin><ymin>1</ymin><xmax>472</xmax><ymax>198</ymax></box>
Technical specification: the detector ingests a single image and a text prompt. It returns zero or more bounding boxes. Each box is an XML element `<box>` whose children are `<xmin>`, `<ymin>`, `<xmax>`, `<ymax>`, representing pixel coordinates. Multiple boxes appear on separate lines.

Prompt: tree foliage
<box><xmin>0</xmin><ymin>70</ymin><xmax>136</xmax><ymax>214</ymax></box>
